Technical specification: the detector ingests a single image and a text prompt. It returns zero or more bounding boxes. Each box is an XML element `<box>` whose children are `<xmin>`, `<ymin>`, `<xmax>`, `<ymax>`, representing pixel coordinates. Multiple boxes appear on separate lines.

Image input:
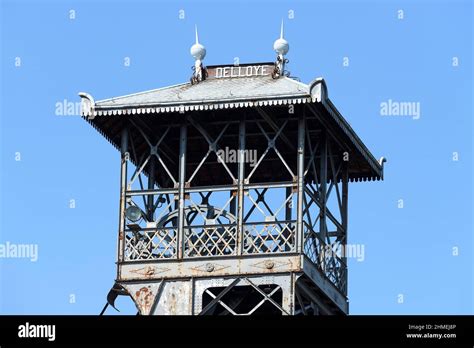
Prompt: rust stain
<box><xmin>135</xmin><ymin>286</ymin><xmax>154</xmax><ymax>314</ymax></box>
<box><xmin>169</xmin><ymin>292</ymin><xmax>177</xmax><ymax>315</ymax></box>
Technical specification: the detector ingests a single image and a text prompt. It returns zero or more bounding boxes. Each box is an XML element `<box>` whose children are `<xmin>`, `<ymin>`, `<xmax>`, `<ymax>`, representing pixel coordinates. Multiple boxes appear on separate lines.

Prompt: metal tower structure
<box><xmin>80</xmin><ymin>27</ymin><xmax>385</xmax><ymax>315</ymax></box>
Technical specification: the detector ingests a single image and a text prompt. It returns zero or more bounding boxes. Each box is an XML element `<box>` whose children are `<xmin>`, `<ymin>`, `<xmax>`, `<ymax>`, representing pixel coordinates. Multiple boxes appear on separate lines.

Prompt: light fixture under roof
<box><xmin>125</xmin><ymin>205</ymin><xmax>142</xmax><ymax>222</ymax></box>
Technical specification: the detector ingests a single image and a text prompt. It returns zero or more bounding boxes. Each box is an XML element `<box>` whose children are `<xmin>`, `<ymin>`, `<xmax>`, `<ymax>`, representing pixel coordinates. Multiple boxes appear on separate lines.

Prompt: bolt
<box><xmin>264</xmin><ymin>260</ymin><xmax>274</xmax><ymax>269</ymax></box>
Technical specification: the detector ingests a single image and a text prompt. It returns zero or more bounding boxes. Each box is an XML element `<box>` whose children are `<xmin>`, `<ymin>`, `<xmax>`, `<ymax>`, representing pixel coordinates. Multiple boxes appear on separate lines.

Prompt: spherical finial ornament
<box><xmin>274</xmin><ymin>20</ymin><xmax>289</xmax><ymax>56</ymax></box>
<box><xmin>273</xmin><ymin>38</ymin><xmax>289</xmax><ymax>55</ymax></box>
<box><xmin>191</xmin><ymin>25</ymin><xmax>206</xmax><ymax>61</ymax></box>
<box><xmin>190</xmin><ymin>43</ymin><xmax>206</xmax><ymax>60</ymax></box>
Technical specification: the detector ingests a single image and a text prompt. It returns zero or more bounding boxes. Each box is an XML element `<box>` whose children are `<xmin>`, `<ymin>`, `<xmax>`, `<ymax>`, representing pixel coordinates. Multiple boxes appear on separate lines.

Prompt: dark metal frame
<box><xmin>109</xmin><ymin>104</ymin><xmax>352</xmax><ymax>315</ymax></box>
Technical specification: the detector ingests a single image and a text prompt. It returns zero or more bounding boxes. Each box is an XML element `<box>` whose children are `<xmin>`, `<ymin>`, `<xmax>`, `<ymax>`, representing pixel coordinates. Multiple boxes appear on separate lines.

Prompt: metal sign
<box><xmin>206</xmin><ymin>64</ymin><xmax>274</xmax><ymax>79</ymax></box>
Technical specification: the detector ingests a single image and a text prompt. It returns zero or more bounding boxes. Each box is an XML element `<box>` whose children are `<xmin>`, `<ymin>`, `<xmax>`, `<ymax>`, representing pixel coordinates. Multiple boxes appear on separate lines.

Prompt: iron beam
<box><xmin>177</xmin><ymin>120</ymin><xmax>187</xmax><ymax>259</ymax></box>
<box><xmin>296</xmin><ymin>115</ymin><xmax>305</xmax><ymax>252</ymax></box>
<box><xmin>118</xmin><ymin>127</ymin><xmax>129</xmax><ymax>272</ymax></box>
<box><xmin>237</xmin><ymin>117</ymin><xmax>246</xmax><ymax>255</ymax></box>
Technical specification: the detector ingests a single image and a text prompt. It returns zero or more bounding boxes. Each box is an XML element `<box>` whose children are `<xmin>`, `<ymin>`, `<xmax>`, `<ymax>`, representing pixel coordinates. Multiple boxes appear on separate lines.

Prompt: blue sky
<box><xmin>0</xmin><ymin>0</ymin><xmax>472</xmax><ymax>314</ymax></box>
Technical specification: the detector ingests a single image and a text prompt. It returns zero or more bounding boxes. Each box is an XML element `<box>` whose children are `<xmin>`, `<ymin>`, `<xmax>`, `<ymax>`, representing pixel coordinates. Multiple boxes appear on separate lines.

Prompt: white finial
<box><xmin>191</xmin><ymin>25</ymin><xmax>206</xmax><ymax>60</ymax></box>
<box><xmin>274</xmin><ymin>20</ymin><xmax>289</xmax><ymax>56</ymax></box>
<box><xmin>190</xmin><ymin>25</ymin><xmax>206</xmax><ymax>84</ymax></box>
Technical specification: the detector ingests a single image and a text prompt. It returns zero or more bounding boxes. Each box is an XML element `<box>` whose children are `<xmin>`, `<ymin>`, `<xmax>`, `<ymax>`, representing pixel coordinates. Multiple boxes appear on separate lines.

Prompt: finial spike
<box><xmin>274</xmin><ymin>20</ymin><xmax>289</xmax><ymax>56</ymax></box>
<box><xmin>190</xmin><ymin>25</ymin><xmax>206</xmax><ymax>61</ymax></box>
<box><xmin>273</xmin><ymin>20</ymin><xmax>289</xmax><ymax>77</ymax></box>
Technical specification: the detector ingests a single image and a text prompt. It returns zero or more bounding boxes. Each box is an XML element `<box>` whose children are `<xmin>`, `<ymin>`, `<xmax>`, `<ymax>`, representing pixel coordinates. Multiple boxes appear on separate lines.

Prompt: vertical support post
<box><xmin>230</xmin><ymin>191</ymin><xmax>236</xmax><ymax>216</ymax></box>
<box><xmin>118</xmin><ymin>127</ymin><xmax>129</xmax><ymax>274</ymax></box>
<box><xmin>296</xmin><ymin>115</ymin><xmax>305</xmax><ymax>252</ymax></box>
<box><xmin>341</xmin><ymin>159</ymin><xmax>349</xmax><ymax>296</ymax></box>
<box><xmin>286</xmin><ymin>186</ymin><xmax>294</xmax><ymax>253</ymax></box>
<box><xmin>285</xmin><ymin>187</ymin><xmax>292</xmax><ymax>221</ymax></box>
<box><xmin>177</xmin><ymin>120</ymin><xmax>187</xmax><ymax>259</ymax></box>
<box><xmin>319</xmin><ymin>131</ymin><xmax>327</xmax><ymax>241</ymax></box>
<box><xmin>289</xmin><ymin>272</ymin><xmax>295</xmax><ymax>315</ymax></box>
<box><xmin>147</xmin><ymin>156</ymin><xmax>156</xmax><ymax>221</ymax></box>
<box><xmin>318</xmin><ymin>131</ymin><xmax>328</xmax><ymax>274</ymax></box>
<box><xmin>237</xmin><ymin>117</ymin><xmax>246</xmax><ymax>255</ymax></box>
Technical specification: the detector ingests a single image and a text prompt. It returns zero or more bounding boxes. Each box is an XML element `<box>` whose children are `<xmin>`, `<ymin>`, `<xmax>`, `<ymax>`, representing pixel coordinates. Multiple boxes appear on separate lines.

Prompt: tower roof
<box><xmin>88</xmin><ymin>63</ymin><xmax>308</xmax><ymax>114</ymax></box>
<box><xmin>79</xmin><ymin>62</ymin><xmax>385</xmax><ymax>182</ymax></box>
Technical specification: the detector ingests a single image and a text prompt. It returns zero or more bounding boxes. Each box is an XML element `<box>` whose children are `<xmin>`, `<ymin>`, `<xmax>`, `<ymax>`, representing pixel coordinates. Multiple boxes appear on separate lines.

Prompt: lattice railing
<box><xmin>184</xmin><ymin>225</ymin><xmax>237</xmax><ymax>257</ymax></box>
<box><xmin>303</xmin><ymin>222</ymin><xmax>347</xmax><ymax>293</ymax></box>
<box><xmin>243</xmin><ymin>222</ymin><xmax>296</xmax><ymax>254</ymax></box>
<box><xmin>124</xmin><ymin>227</ymin><xmax>177</xmax><ymax>260</ymax></box>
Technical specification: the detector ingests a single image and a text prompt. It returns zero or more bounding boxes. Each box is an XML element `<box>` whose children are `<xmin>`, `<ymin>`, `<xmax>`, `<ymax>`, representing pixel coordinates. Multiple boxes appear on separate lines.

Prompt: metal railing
<box><xmin>303</xmin><ymin>221</ymin><xmax>347</xmax><ymax>293</ymax></box>
<box><xmin>124</xmin><ymin>227</ymin><xmax>178</xmax><ymax>261</ymax></box>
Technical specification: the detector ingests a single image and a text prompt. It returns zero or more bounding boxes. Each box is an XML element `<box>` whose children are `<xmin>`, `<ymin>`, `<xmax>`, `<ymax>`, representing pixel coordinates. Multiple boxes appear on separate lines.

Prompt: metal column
<box><xmin>177</xmin><ymin>120</ymin><xmax>187</xmax><ymax>259</ymax></box>
<box><xmin>117</xmin><ymin>127</ymin><xmax>129</xmax><ymax>276</ymax></box>
<box><xmin>147</xmin><ymin>156</ymin><xmax>156</xmax><ymax>221</ymax></box>
<box><xmin>296</xmin><ymin>116</ymin><xmax>305</xmax><ymax>252</ymax></box>
<box><xmin>341</xmin><ymin>160</ymin><xmax>349</xmax><ymax>295</ymax></box>
<box><xmin>237</xmin><ymin>117</ymin><xmax>246</xmax><ymax>255</ymax></box>
<box><xmin>319</xmin><ymin>131</ymin><xmax>328</xmax><ymax>241</ymax></box>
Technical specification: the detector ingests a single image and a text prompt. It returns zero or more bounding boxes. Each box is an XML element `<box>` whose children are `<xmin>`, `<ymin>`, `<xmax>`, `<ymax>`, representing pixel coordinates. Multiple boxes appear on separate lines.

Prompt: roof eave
<box><xmin>79</xmin><ymin>77</ymin><xmax>386</xmax><ymax>181</ymax></box>
<box><xmin>94</xmin><ymin>93</ymin><xmax>311</xmax><ymax>110</ymax></box>
<box><xmin>308</xmin><ymin>80</ymin><xmax>384</xmax><ymax>180</ymax></box>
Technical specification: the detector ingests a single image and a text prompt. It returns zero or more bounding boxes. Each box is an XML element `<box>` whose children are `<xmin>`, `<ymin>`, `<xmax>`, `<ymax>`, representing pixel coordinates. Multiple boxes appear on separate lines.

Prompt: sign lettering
<box><xmin>208</xmin><ymin>65</ymin><xmax>272</xmax><ymax>79</ymax></box>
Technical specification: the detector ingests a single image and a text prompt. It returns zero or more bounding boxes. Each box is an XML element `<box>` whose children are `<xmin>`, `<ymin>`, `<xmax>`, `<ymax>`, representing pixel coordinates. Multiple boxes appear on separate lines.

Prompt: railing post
<box><xmin>285</xmin><ymin>186</ymin><xmax>293</xmax><ymax>250</ymax></box>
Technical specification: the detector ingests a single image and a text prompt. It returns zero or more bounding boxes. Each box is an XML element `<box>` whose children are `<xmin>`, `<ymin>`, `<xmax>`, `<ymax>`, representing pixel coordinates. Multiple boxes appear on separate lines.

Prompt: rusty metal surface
<box><xmin>119</xmin><ymin>254</ymin><xmax>301</xmax><ymax>282</ymax></box>
<box><xmin>121</xmin><ymin>282</ymin><xmax>163</xmax><ymax>315</ymax></box>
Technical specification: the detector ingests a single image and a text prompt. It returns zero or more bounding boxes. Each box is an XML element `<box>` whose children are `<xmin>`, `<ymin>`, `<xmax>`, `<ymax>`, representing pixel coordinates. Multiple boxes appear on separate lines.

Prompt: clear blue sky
<box><xmin>0</xmin><ymin>0</ymin><xmax>472</xmax><ymax>314</ymax></box>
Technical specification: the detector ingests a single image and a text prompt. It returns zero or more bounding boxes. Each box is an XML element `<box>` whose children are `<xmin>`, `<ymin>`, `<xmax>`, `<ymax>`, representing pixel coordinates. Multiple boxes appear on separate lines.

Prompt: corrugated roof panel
<box><xmin>95</xmin><ymin>76</ymin><xmax>309</xmax><ymax>108</ymax></box>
